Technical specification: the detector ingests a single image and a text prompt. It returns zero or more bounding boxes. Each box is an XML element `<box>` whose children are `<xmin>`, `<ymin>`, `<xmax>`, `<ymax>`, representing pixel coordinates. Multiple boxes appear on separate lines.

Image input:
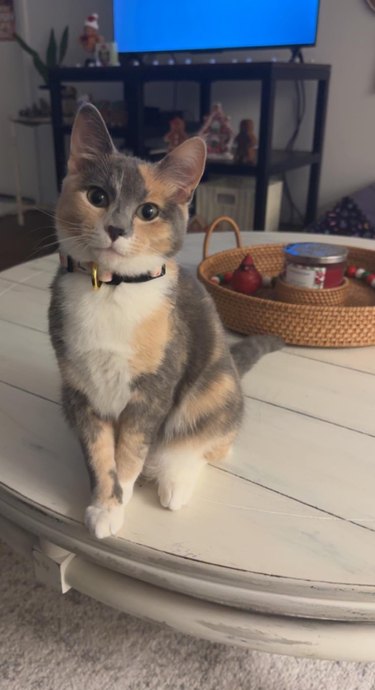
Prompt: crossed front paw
<box><xmin>85</xmin><ymin>503</ymin><xmax>125</xmax><ymax>539</ymax></box>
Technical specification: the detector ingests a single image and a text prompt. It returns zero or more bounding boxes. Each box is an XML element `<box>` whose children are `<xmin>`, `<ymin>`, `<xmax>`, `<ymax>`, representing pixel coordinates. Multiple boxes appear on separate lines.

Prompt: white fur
<box><xmin>152</xmin><ymin>445</ymin><xmax>207</xmax><ymax>511</ymax></box>
<box><xmin>85</xmin><ymin>485</ymin><xmax>134</xmax><ymax>539</ymax></box>
<box><xmin>85</xmin><ymin>504</ymin><xmax>125</xmax><ymax>538</ymax></box>
<box><xmin>61</xmin><ymin>269</ymin><xmax>173</xmax><ymax>418</ymax></box>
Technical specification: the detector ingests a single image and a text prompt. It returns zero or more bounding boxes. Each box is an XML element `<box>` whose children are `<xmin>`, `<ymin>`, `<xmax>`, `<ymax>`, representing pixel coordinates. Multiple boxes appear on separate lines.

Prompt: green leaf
<box><xmin>13</xmin><ymin>32</ymin><xmax>39</xmax><ymax>59</ymax></box>
<box><xmin>46</xmin><ymin>28</ymin><xmax>57</xmax><ymax>68</ymax></box>
<box><xmin>33</xmin><ymin>55</ymin><xmax>49</xmax><ymax>83</ymax></box>
<box><xmin>58</xmin><ymin>26</ymin><xmax>69</xmax><ymax>64</ymax></box>
<box><xmin>14</xmin><ymin>32</ymin><xmax>48</xmax><ymax>83</ymax></box>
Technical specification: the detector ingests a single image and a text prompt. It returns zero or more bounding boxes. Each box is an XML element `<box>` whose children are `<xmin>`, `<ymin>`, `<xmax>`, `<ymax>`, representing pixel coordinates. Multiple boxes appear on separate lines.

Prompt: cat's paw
<box><xmin>85</xmin><ymin>504</ymin><xmax>125</xmax><ymax>539</ymax></box>
<box><xmin>158</xmin><ymin>481</ymin><xmax>194</xmax><ymax>511</ymax></box>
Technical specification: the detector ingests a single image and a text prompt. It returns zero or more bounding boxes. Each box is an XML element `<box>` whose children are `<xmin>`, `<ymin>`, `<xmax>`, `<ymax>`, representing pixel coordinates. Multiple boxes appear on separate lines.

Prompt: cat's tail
<box><xmin>230</xmin><ymin>335</ymin><xmax>284</xmax><ymax>377</ymax></box>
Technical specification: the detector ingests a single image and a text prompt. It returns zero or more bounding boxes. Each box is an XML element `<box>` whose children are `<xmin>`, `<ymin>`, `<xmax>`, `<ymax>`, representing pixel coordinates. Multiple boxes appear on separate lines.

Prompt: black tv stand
<box><xmin>48</xmin><ymin>60</ymin><xmax>330</xmax><ymax>230</ymax></box>
<box><xmin>289</xmin><ymin>47</ymin><xmax>305</xmax><ymax>63</ymax></box>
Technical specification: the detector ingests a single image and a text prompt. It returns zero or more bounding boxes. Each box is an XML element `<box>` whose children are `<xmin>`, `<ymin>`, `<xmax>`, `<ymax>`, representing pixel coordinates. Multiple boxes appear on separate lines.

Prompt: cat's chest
<box><xmin>61</xmin><ymin>274</ymin><xmax>166</xmax><ymax>416</ymax></box>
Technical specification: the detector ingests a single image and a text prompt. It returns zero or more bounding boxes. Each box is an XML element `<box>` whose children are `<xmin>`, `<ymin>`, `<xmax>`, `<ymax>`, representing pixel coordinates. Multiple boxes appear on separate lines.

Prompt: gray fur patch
<box><xmin>160</xmin><ymin>202</ymin><xmax>186</xmax><ymax>256</ymax></box>
<box><xmin>230</xmin><ymin>335</ymin><xmax>284</xmax><ymax>377</ymax></box>
<box><xmin>109</xmin><ymin>469</ymin><xmax>123</xmax><ymax>502</ymax></box>
<box><xmin>48</xmin><ymin>269</ymin><xmax>66</xmax><ymax>360</ymax></box>
<box><xmin>79</xmin><ymin>154</ymin><xmax>148</xmax><ymax>235</ymax></box>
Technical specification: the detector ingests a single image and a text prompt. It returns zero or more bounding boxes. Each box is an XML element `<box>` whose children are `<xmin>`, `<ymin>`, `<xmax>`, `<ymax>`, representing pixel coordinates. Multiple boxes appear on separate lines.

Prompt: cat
<box><xmin>49</xmin><ymin>104</ymin><xmax>282</xmax><ymax>539</ymax></box>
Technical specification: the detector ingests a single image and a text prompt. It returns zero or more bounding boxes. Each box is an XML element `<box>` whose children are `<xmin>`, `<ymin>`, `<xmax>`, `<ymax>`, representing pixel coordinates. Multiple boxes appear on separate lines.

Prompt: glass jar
<box><xmin>283</xmin><ymin>242</ymin><xmax>348</xmax><ymax>290</ymax></box>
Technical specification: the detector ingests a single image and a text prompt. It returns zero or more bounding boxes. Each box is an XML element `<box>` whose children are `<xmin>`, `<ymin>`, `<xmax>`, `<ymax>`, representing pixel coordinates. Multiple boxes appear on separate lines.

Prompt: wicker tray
<box><xmin>197</xmin><ymin>216</ymin><xmax>375</xmax><ymax>347</ymax></box>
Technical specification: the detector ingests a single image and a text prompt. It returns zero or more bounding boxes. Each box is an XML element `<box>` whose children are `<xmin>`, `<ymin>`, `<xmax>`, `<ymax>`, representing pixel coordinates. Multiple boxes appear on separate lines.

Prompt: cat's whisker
<box><xmin>27</xmin><ymin>233</ymin><xmax>89</xmax><ymax>262</ymax></box>
<box><xmin>25</xmin><ymin>225</ymin><xmax>57</xmax><ymax>236</ymax></box>
<box><xmin>38</xmin><ymin>208</ymin><xmax>80</xmax><ymax>226</ymax></box>
<box><xmin>39</xmin><ymin>208</ymin><xmax>95</xmax><ymax>231</ymax></box>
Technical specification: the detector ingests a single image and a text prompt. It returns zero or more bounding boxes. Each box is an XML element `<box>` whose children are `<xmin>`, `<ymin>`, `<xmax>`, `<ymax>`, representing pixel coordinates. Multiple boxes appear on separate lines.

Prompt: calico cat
<box><xmin>49</xmin><ymin>104</ymin><xmax>281</xmax><ymax>539</ymax></box>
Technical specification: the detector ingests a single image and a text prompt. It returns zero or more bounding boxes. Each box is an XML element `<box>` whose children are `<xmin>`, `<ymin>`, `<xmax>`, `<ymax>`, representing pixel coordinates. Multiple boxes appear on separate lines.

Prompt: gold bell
<box><xmin>91</xmin><ymin>264</ymin><xmax>102</xmax><ymax>290</ymax></box>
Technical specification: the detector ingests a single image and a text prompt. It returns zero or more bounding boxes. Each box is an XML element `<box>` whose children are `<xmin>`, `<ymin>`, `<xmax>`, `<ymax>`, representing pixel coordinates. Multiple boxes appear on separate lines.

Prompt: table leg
<box><xmin>254</xmin><ymin>74</ymin><xmax>276</xmax><ymax>230</ymax></box>
<box><xmin>10</xmin><ymin>120</ymin><xmax>24</xmax><ymax>226</ymax></box>
<box><xmin>34</xmin><ymin>126</ymin><xmax>43</xmax><ymax>206</ymax></box>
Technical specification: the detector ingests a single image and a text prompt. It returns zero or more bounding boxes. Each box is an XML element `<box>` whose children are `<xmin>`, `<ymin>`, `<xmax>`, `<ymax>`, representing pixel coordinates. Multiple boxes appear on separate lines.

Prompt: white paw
<box><xmin>158</xmin><ymin>481</ymin><xmax>194</xmax><ymax>511</ymax></box>
<box><xmin>85</xmin><ymin>504</ymin><xmax>125</xmax><ymax>539</ymax></box>
<box><xmin>120</xmin><ymin>482</ymin><xmax>134</xmax><ymax>507</ymax></box>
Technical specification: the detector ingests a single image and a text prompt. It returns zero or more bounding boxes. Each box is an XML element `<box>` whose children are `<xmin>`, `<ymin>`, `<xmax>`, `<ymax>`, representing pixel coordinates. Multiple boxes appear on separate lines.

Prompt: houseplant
<box><xmin>14</xmin><ymin>27</ymin><xmax>69</xmax><ymax>85</ymax></box>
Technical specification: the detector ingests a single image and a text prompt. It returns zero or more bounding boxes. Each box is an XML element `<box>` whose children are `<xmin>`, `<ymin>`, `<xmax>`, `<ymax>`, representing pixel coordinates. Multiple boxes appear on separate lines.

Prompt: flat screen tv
<box><xmin>113</xmin><ymin>0</ymin><xmax>320</xmax><ymax>55</ymax></box>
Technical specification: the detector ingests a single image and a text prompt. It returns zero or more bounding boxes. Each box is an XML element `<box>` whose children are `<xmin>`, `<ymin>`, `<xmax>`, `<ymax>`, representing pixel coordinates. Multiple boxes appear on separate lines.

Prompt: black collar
<box><xmin>61</xmin><ymin>253</ymin><xmax>166</xmax><ymax>290</ymax></box>
<box><xmin>106</xmin><ymin>264</ymin><xmax>166</xmax><ymax>286</ymax></box>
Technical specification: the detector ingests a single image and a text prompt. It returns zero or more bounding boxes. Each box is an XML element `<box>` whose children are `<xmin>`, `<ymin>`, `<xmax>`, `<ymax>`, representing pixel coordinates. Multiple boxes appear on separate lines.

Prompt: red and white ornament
<box><xmin>346</xmin><ymin>265</ymin><xmax>375</xmax><ymax>288</ymax></box>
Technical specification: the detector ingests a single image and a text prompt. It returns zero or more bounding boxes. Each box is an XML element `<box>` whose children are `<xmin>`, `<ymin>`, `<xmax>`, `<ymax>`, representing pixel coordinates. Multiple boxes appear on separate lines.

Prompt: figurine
<box><xmin>229</xmin><ymin>255</ymin><xmax>262</xmax><ymax>294</ymax></box>
<box><xmin>79</xmin><ymin>14</ymin><xmax>104</xmax><ymax>65</ymax></box>
<box><xmin>233</xmin><ymin>119</ymin><xmax>257</xmax><ymax>165</ymax></box>
<box><xmin>198</xmin><ymin>103</ymin><xmax>234</xmax><ymax>158</ymax></box>
<box><xmin>164</xmin><ymin>116</ymin><xmax>188</xmax><ymax>151</ymax></box>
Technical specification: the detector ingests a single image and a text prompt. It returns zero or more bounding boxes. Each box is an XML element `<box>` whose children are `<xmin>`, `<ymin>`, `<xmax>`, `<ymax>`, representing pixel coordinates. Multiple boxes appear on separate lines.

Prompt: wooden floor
<box><xmin>0</xmin><ymin>210</ymin><xmax>57</xmax><ymax>272</ymax></box>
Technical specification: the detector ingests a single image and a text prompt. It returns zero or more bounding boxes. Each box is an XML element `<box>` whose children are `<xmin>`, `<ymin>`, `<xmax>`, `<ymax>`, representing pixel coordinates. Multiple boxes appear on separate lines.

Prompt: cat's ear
<box><xmin>156</xmin><ymin>137</ymin><xmax>207</xmax><ymax>203</ymax></box>
<box><xmin>68</xmin><ymin>104</ymin><xmax>116</xmax><ymax>173</ymax></box>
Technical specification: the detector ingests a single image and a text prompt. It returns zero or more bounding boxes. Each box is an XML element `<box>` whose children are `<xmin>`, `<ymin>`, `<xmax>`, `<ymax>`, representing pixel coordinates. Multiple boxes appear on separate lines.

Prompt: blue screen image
<box><xmin>114</xmin><ymin>0</ymin><xmax>320</xmax><ymax>54</ymax></box>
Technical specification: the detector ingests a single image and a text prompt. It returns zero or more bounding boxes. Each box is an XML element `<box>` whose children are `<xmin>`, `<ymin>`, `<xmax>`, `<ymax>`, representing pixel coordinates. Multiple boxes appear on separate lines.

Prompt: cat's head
<box><xmin>56</xmin><ymin>104</ymin><xmax>206</xmax><ymax>275</ymax></box>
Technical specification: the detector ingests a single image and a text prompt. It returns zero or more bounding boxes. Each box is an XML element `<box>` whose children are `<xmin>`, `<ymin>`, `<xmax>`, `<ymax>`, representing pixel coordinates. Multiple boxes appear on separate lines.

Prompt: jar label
<box><xmin>285</xmin><ymin>264</ymin><xmax>326</xmax><ymax>289</ymax></box>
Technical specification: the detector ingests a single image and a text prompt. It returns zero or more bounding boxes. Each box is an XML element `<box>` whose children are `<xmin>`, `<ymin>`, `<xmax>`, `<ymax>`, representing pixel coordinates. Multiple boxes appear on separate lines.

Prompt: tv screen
<box><xmin>113</xmin><ymin>0</ymin><xmax>320</xmax><ymax>54</ymax></box>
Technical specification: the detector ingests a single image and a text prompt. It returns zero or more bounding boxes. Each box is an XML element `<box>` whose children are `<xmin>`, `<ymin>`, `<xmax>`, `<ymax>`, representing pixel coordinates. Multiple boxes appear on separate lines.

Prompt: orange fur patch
<box><xmin>129</xmin><ymin>297</ymin><xmax>172</xmax><ymax>377</ymax></box>
<box><xmin>116</xmin><ymin>429</ymin><xmax>147</xmax><ymax>483</ymax></box>
<box><xmin>139</xmin><ymin>164</ymin><xmax>177</xmax><ymax>205</ymax></box>
<box><xmin>156</xmin><ymin>429</ymin><xmax>236</xmax><ymax>464</ymax></box>
<box><xmin>57</xmin><ymin>180</ymin><xmax>105</xmax><ymax>236</ymax></box>
<box><xmin>177</xmin><ymin>372</ymin><xmax>238</xmax><ymax>430</ymax></box>
<box><xmin>137</xmin><ymin>164</ymin><xmax>189</xmax><ymax>255</ymax></box>
<box><xmin>204</xmin><ymin>431</ymin><xmax>237</xmax><ymax>463</ymax></box>
<box><xmin>86</xmin><ymin>420</ymin><xmax>118</xmax><ymax>505</ymax></box>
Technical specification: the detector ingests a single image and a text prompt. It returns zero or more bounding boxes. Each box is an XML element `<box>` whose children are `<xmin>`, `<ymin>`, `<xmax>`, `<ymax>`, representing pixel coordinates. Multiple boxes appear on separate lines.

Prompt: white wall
<box><xmin>213</xmin><ymin>0</ymin><xmax>375</xmax><ymax>213</ymax></box>
<box><xmin>0</xmin><ymin>0</ymin><xmax>114</xmax><ymax>205</ymax></box>
<box><xmin>1</xmin><ymin>0</ymin><xmax>374</xmax><ymax>214</ymax></box>
<box><xmin>0</xmin><ymin>40</ymin><xmax>28</xmax><ymax>196</ymax></box>
<box><xmin>308</xmin><ymin>0</ymin><xmax>375</xmax><ymax>208</ymax></box>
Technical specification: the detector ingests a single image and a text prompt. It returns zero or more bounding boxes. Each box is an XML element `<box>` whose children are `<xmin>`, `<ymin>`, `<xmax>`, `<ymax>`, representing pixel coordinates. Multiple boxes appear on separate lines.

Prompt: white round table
<box><xmin>1</xmin><ymin>232</ymin><xmax>375</xmax><ymax>662</ymax></box>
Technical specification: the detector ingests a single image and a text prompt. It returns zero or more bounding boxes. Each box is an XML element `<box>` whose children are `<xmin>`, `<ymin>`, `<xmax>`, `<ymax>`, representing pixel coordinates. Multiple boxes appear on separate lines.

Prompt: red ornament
<box><xmin>230</xmin><ymin>254</ymin><xmax>262</xmax><ymax>295</ymax></box>
<box><xmin>239</xmin><ymin>254</ymin><xmax>255</xmax><ymax>267</ymax></box>
<box><xmin>223</xmin><ymin>271</ymin><xmax>234</xmax><ymax>283</ymax></box>
<box><xmin>346</xmin><ymin>265</ymin><xmax>358</xmax><ymax>278</ymax></box>
<box><xmin>365</xmin><ymin>273</ymin><xmax>375</xmax><ymax>286</ymax></box>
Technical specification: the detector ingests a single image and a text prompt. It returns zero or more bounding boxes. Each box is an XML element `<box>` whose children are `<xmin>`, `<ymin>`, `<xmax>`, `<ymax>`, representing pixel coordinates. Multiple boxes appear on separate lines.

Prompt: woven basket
<box><xmin>197</xmin><ymin>216</ymin><xmax>375</xmax><ymax>347</ymax></box>
<box><xmin>274</xmin><ymin>277</ymin><xmax>349</xmax><ymax>306</ymax></box>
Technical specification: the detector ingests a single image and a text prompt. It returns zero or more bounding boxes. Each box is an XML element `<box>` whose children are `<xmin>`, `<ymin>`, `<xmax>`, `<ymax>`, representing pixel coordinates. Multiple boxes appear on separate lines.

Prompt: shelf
<box><xmin>49</xmin><ymin>60</ymin><xmax>330</xmax><ymax>229</ymax></box>
<box><xmin>57</xmin><ymin>130</ymin><xmax>320</xmax><ymax>176</ymax></box>
<box><xmin>49</xmin><ymin>62</ymin><xmax>330</xmax><ymax>84</ymax></box>
<box><xmin>270</xmin><ymin>150</ymin><xmax>320</xmax><ymax>174</ymax></box>
<box><xmin>205</xmin><ymin>150</ymin><xmax>320</xmax><ymax>176</ymax></box>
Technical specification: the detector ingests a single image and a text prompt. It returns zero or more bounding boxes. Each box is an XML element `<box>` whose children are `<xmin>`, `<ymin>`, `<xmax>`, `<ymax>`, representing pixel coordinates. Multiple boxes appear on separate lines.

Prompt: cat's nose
<box><xmin>106</xmin><ymin>225</ymin><xmax>125</xmax><ymax>242</ymax></box>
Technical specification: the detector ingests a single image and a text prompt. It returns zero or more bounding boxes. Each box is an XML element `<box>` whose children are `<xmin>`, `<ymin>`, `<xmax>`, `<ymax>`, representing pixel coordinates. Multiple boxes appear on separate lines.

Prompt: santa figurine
<box><xmin>79</xmin><ymin>14</ymin><xmax>104</xmax><ymax>64</ymax></box>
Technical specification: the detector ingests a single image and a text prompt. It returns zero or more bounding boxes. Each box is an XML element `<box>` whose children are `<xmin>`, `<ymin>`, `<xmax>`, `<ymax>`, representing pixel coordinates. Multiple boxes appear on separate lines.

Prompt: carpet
<box><xmin>1</xmin><ymin>542</ymin><xmax>375</xmax><ymax>689</ymax></box>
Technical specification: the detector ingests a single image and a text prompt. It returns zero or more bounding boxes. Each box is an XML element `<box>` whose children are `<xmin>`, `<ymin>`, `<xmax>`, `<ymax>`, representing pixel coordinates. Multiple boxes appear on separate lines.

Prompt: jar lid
<box><xmin>284</xmin><ymin>242</ymin><xmax>348</xmax><ymax>266</ymax></box>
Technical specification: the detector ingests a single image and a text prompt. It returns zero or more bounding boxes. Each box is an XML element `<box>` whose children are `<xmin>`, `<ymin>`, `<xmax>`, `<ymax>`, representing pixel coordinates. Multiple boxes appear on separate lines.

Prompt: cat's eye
<box><xmin>87</xmin><ymin>187</ymin><xmax>109</xmax><ymax>208</ymax></box>
<box><xmin>136</xmin><ymin>202</ymin><xmax>159</xmax><ymax>221</ymax></box>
